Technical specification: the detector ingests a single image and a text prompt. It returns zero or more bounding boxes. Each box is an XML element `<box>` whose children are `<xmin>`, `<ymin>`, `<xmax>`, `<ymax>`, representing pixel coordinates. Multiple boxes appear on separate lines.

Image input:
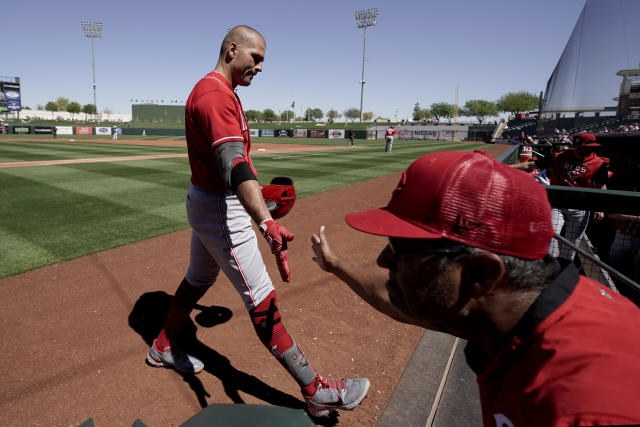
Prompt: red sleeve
<box><xmin>592</xmin><ymin>161</ymin><xmax>609</xmax><ymax>188</ymax></box>
<box><xmin>195</xmin><ymin>91</ymin><xmax>244</xmax><ymax>148</ymax></box>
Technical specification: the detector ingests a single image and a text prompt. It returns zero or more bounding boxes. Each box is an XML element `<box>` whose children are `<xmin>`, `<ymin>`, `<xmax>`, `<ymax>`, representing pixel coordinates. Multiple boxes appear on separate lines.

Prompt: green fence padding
<box><xmin>496</xmin><ymin>144</ymin><xmax>520</xmax><ymax>164</ymax></box>
<box><xmin>121</xmin><ymin>127</ymin><xmax>186</xmax><ymax>136</ymax></box>
<box><xmin>132</xmin><ymin>104</ymin><xmax>185</xmax><ymax>122</ymax></box>
<box><xmin>180</xmin><ymin>404</ymin><xmax>315</xmax><ymax>427</ymax></box>
<box><xmin>545</xmin><ymin>185</ymin><xmax>640</xmax><ymax>214</ymax></box>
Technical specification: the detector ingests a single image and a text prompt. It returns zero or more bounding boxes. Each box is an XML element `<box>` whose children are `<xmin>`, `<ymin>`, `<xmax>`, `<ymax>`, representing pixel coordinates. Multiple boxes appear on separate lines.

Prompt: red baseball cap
<box><xmin>574</xmin><ymin>132</ymin><xmax>601</xmax><ymax>147</ymax></box>
<box><xmin>345</xmin><ymin>150</ymin><xmax>554</xmax><ymax>259</ymax></box>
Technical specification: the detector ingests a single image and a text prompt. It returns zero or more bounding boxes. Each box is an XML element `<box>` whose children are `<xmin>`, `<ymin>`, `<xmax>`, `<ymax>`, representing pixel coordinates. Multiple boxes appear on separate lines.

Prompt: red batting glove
<box><xmin>276</xmin><ymin>249</ymin><xmax>291</xmax><ymax>283</ymax></box>
<box><xmin>259</xmin><ymin>219</ymin><xmax>294</xmax><ymax>282</ymax></box>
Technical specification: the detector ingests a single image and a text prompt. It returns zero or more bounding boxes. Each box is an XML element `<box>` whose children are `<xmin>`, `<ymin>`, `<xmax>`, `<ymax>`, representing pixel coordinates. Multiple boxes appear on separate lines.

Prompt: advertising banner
<box><xmin>309</xmin><ymin>130</ymin><xmax>326</xmax><ymax>138</ymax></box>
<box><xmin>1</xmin><ymin>82</ymin><xmax>21</xmax><ymax>112</ymax></box>
<box><xmin>13</xmin><ymin>126</ymin><xmax>30</xmax><ymax>134</ymax></box>
<box><xmin>399</xmin><ymin>130</ymin><xmax>439</xmax><ymax>140</ymax></box>
<box><xmin>249</xmin><ymin>129</ymin><xmax>259</xmax><ymax>137</ymax></box>
<box><xmin>275</xmin><ymin>129</ymin><xmax>291</xmax><ymax>137</ymax></box>
<box><xmin>76</xmin><ymin>126</ymin><xmax>92</xmax><ymax>135</ymax></box>
<box><xmin>33</xmin><ymin>126</ymin><xmax>53</xmax><ymax>134</ymax></box>
<box><xmin>261</xmin><ymin>129</ymin><xmax>274</xmax><ymax>137</ymax></box>
<box><xmin>56</xmin><ymin>126</ymin><xmax>73</xmax><ymax>135</ymax></box>
<box><xmin>95</xmin><ymin>126</ymin><xmax>112</xmax><ymax>135</ymax></box>
<box><xmin>293</xmin><ymin>129</ymin><xmax>307</xmax><ymax>138</ymax></box>
<box><xmin>328</xmin><ymin>129</ymin><xmax>345</xmax><ymax>139</ymax></box>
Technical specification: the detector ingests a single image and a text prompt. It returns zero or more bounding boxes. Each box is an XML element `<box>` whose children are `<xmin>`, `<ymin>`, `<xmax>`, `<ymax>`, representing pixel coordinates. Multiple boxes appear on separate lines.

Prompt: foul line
<box><xmin>0</xmin><ymin>153</ymin><xmax>188</xmax><ymax>168</ymax></box>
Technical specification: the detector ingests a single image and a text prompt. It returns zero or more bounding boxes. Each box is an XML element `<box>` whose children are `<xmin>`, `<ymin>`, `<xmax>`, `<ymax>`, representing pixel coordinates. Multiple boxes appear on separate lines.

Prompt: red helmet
<box><xmin>262</xmin><ymin>177</ymin><xmax>296</xmax><ymax>219</ymax></box>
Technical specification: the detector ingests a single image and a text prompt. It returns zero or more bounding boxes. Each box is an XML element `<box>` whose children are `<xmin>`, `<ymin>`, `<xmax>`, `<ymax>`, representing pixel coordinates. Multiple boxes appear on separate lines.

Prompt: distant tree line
<box><xmin>243</xmin><ymin>107</ymin><xmax>375</xmax><ymax>123</ymax></box>
<box><xmin>242</xmin><ymin>91</ymin><xmax>538</xmax><ymax>125</ymax></box>
<box><xmin>413</xmin><ymin>91</ymin><xmax>539</xmax><ymax>124</ymax></box>
<box><xmin>35</xmin><ymin>97</ymin><xmax>98</xmax><ymax>120</ymax></box>
<box><xmin>31</xmin><ymin>91</ymin><xmax>538</xmax><ymax>124</ymax></box>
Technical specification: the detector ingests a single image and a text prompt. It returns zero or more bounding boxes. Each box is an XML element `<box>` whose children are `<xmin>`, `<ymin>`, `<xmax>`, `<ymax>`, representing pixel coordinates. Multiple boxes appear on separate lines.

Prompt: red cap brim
<box><xmin>345</xmin><ymin>208</ymin><xmax>443</xmax><ymax>239</ymax></box>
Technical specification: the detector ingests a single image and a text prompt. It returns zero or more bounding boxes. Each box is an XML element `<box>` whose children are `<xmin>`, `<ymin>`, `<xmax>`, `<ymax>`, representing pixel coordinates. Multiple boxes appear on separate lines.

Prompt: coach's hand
<box><xmin>311</xmin><ymin>225</ymin><xmax>337</xmax><ymax>273</ymax></box>
<box><xmin>259</xmin><ymin>219</ymin><xmax>294</xmax><ymax>282</ymax></box>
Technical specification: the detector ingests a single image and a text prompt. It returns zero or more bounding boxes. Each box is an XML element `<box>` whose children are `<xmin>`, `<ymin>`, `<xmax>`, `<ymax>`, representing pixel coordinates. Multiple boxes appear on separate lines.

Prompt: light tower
<box><xmin>355</xmin><ymin>8</ymin><xmax>378</xmax><ymax>122</ymax></box>
<box><xmin>82</xmin><ymin>21</ymin><xmax>103</xmax><ymax>111</ymax></box>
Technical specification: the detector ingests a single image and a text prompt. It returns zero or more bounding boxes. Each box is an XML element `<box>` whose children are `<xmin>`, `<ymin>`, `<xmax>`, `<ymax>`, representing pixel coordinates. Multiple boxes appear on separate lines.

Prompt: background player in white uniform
<box><xmin>144</xmin><ymin>25</ymin><xmax>369</xmax><ymax>417</ymax></box>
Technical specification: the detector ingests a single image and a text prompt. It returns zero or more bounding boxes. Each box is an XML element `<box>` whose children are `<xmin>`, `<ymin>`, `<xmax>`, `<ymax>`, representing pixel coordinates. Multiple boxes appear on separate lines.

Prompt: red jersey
<box><xmin>185</xmin><ymin>71</ymin><xmax>257</xmax><ymax>193</ymax></box>
<box><xmin>466</xmin><ymin>266</ymin><xmax>640</xmax><ymax>426</ymax></box>
<box><xmin>547</xmin><ymin>149</ymin><xmax>608</xmax><ymax>188</ymax></box>
<box><xmin>385</xmin><ymin>127</ymin><xmax>399</xmax><ymax>137</ymax></box>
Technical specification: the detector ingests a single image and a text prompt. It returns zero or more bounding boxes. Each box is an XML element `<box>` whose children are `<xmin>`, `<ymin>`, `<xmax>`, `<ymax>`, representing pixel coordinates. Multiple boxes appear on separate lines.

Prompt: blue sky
<box><xmin>5</xmin><ymin>0</ymin><xmax>587</xmax><ymax>119</ymax></box>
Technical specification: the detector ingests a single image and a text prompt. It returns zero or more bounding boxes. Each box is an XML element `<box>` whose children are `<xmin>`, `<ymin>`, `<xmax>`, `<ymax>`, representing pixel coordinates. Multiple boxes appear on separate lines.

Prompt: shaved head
<box><xmin>219</xmin><ymin>25</ymin><xmax>264</xmax><ymax>59</ymax></box>
<box><xmin>214</xmin><ymin>25</ymin><xmax>266</xmax><ymax>88</ymax></box>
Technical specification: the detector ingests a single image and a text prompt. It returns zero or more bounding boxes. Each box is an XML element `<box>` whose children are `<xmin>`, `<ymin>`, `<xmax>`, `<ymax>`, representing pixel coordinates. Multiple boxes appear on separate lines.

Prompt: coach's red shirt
<box><xmin>465</xmin><ymin>266</ymin><xmax>640</xmax><ymax>426</ymax></box>
<box><xmin>547</xmin><ymin>149</ymin><xmax>608</xmax><ymax>188</ymax></box>
<box><xmin>185</xmin><ymin>71</ymin><xmax>257</xmax><ymax>193</ymax></box>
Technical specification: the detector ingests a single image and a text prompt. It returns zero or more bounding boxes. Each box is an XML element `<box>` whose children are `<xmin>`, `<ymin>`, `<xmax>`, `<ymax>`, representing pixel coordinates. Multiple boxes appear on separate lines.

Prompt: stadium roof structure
<box><xmin>541</xmin><ymin>0</ymin><xmax>640</xmax><ymax>117</ymax></box>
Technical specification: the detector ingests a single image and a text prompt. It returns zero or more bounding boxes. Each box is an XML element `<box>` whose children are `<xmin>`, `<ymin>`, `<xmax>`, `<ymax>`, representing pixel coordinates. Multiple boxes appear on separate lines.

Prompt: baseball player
<box><xmin>112</xmin><ymin>126</ymin><xmax>119</xmax><ymax>141</ymax></box>
<box><xmin>311</xmin><ymin>150</ymin><xmax>640</xmax><ymax>425</ymax></box>
<box><xmin>384</xmin><ymin>125</ymin><xmax>400</xmax><ymax>152</ymax></box>
<box><xmin>145</xmin><ymin>25</ymin><xmax>369</xmax><ymax>417</ymax></box>
<box><xmin>543</xmin><ymin>133</ymin><xmax>609</xmax><ymax>261</ymax></box>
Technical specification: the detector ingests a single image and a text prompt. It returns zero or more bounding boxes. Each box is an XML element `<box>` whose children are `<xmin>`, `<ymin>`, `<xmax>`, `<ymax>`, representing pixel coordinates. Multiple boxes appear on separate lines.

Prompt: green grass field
<box><xmin>0</xmin><ymin>138</ymin><xmax>480</xmax><ymax>278</ymax></box>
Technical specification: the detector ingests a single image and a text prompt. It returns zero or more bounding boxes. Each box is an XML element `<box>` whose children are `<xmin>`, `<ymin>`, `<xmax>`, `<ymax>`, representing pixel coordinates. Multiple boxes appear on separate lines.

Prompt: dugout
<box><xmin>510</xmin><ymin>137</ymin><xmax>640</xmax><ymax>303</ymax></box>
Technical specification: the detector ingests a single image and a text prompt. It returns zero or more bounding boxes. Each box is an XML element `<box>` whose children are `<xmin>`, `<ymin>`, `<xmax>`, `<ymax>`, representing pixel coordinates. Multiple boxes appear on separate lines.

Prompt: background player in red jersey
<box><xmin>311</xmin><ymin>150</ymin><xmax>640</xmax><ymax>426</ymax></box>
<box><xmin>544</xmin><ymin>132</ymin><xmax>608</xmax><ymax>261</ymax></box>
<box><xmin>384</xmin><ymin>125</ymin><xmax>400</xmax><ymax>152</ymax></box>
<box><xmin>145</xmin><ymin>25</ymin><xmax>369</xmax><ymax>417</ymax></box>
<box><xmin>510</xmin><ymin>132</ymin><xmax>609</xmax><ymax>261</ymax></box>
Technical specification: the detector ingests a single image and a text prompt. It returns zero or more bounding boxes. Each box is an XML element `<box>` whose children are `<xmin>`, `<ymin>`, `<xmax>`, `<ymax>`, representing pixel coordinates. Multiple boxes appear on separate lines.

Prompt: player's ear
<box><xmin>460</xmin><ymin>252</ymin><xmax>505</xmax><ymax>298</ymax></box>
<box><xmin>227</xmin><ymin>42</ymin><xmax>238</xmax><ymax>60</ymax></box>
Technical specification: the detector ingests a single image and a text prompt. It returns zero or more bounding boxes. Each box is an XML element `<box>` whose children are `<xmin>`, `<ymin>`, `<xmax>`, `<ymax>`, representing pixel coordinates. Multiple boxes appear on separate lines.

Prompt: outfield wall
<box><xmin>1</xmin><ymin>124</ymin><xmax>491</xmax><ymax>141</ymax></box>
<box><xmin>131</xmin><ymin>104</ymin><xmax>185</xmax><ymax>122</ymax></box>
<box><xmin>4</xmin><ymin>109</ymin><xmax>131</xmax><ymax>122</ymax></box>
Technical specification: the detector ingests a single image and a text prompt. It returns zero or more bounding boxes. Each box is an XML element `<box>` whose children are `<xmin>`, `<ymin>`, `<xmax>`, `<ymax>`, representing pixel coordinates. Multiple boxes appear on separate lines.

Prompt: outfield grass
<box><xmin>0</xmin><ymin>139</ymin><xmax>479</xmax><ymax>278</ymax></box>
<box><xmin>0</xmin><ymin>139</ymin><xmax>185</xmax><ymax>163</ymax></box>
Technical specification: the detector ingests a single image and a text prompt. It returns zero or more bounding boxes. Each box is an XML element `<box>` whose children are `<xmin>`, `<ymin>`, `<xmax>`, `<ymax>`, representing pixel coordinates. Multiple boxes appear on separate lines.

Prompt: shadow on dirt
<box><xmin>128</xmin><ymin>291</ymin><xmax>338</xmax><ymax>426</ymax></box>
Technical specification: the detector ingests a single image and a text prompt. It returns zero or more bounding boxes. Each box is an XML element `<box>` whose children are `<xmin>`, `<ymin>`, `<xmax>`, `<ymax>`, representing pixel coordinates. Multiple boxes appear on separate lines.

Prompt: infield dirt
<box><xmin>0</xmin><ymin>142</ymin><xmax>509</xmax><ymax>426</ymax></box>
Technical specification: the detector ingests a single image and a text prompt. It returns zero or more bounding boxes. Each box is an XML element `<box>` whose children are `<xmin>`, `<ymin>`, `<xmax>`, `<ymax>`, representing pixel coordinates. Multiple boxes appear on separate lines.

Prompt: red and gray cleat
<box><xmin>146</xmin><ymin>340</ymin><xmax>204</xmax><ymax>374</ymax></box>
<box><xmin>304</xmin><ymin>376</ymin><xmax>371</xmax><ymax>417</ymax></box>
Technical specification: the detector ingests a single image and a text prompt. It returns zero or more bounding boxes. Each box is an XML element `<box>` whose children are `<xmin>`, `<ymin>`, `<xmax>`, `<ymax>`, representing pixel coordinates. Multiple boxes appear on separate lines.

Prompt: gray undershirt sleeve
<box><xmin>214</xmin><ymin>140</ymin><xmax>245</xmax><ymax>189</ymax></box>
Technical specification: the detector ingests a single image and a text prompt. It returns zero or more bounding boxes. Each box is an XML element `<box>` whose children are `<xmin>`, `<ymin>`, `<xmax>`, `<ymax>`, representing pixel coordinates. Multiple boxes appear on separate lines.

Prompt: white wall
<box><xmin>5</xmin><ymin>109</ymin><xmax>132</xmax><ymax>122</ymax></box>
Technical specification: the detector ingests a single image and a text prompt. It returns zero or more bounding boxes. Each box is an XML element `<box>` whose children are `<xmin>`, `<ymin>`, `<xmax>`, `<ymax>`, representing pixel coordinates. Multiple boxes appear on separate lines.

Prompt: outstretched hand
<box><xmin>311</xmin><ymin>225</ymin><xmax>337</xmax><ymax>273</ymax></box>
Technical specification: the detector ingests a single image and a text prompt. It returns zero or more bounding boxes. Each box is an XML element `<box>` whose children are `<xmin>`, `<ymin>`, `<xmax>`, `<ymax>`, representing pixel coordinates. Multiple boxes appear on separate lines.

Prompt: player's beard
<box><xmin>414</xmin><ymin>264</ymin><xmax>468</xmax><ymax>334</ymax></box>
